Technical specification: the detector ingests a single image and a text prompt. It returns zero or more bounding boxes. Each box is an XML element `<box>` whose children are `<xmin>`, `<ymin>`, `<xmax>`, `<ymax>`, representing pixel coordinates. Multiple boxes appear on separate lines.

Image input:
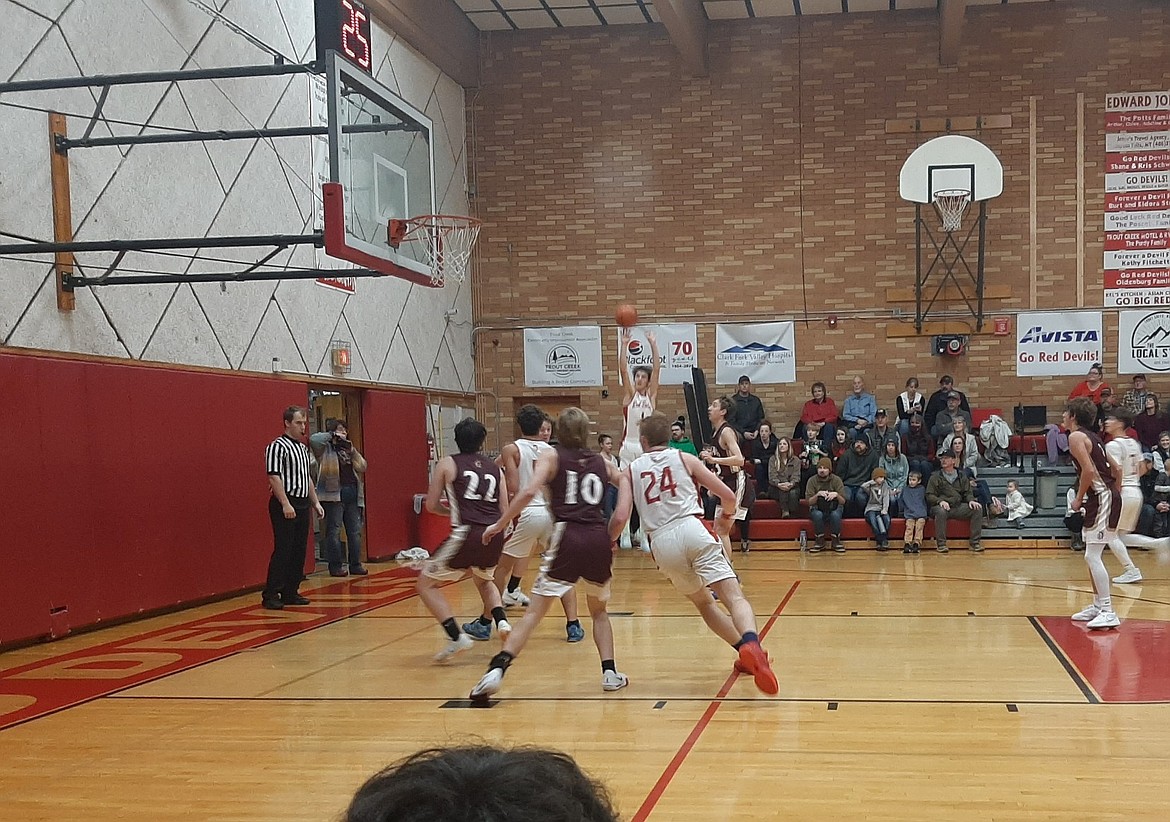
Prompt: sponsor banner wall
<box><xmin>714</xmin><ymin>321</ymin><xmax>796</xmax><ymax>385</ymax></box>
<box><xmin>1016</xmin><ymin>311</ymin><xmax>1103</xmax><ymax>376</ymax></box>
<box><xmin>1105</xmin><ymin>91</ymin><xmax>1170</xmax><ymax>307</ymax></box>
<box><xmin>524</xmin><ymin>326</ymin><xmax>604</xmax><ymax>387</ymax></box>
<box><xmin>1118</xmin><ymin>309</ymin><xmax>1170</xmax><ymax>373</ymax></box>
<box><xmin>618</xmin><ymin>324</ymin><xmax>697</xmax><ymax>386</ymax></box>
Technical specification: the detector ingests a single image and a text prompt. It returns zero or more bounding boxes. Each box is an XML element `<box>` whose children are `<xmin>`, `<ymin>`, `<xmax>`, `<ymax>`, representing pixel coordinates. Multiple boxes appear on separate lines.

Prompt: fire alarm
<box><xmin>933</xmin><ymin>335</ymin><xmax>967</xmax><ymax>357</ymax></box>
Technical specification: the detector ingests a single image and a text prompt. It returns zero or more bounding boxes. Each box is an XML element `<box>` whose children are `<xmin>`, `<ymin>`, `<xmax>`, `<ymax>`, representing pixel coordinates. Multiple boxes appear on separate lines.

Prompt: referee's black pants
<box><xmin>265</xmin><ymin>496</ymin><xmax>311</xmax><ymax>601</ymax></box>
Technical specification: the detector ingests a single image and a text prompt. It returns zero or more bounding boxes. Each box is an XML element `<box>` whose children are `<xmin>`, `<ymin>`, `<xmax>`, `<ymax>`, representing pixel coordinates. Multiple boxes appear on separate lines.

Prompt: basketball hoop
<box><xmin>387</xmin><ymin>215</ymin><xmax>482</xmax><ymax>287</ymax></box>
<box><xmin>932</xmin><ymin>189</ymin><xmax>971</xmax><ymax>233</ymax></box>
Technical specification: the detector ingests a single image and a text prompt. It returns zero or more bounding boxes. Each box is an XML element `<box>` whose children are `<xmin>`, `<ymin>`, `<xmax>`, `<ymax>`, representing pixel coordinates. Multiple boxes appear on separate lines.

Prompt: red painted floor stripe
<box><xmin>1036</xmin><ymin>615</ymin><xmax>1170</xmax><ymax>703</ymax></box>
<box><xmin>0</xmin><ymin>568</ymin><xmax>424</xmax><ymax>730</ymax></box>
<box><xmin>630</xmin><ymin>581</ymin><xmax>800</xmax><ymax>822</ymax></box>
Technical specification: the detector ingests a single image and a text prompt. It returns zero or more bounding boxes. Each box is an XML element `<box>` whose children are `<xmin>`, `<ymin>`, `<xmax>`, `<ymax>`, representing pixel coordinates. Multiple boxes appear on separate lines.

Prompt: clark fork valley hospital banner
<box><xmin>617</xmin><ymin>324</ymin><xmax>698</xmax><ymax>386</ymax></box>
<box><xmin>524</xmin><ymin>326</ymin><xmax>604</xmax><ymax>387</ymax></box>
<box><xmin>1015</xmin><ymin>311</ymin><xmax>1103</xmax><ymax>377</ymax></box>
<box><xmin>715</xmin><ymin>322</ymin><xmax>797</xmax><ymax>385</ymax></box>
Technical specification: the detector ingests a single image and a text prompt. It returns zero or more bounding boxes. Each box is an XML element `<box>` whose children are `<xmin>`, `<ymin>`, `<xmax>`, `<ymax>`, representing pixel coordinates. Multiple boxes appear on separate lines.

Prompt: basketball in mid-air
<box><xmin>615</xmin><ymin>304</ymin><xmax>638</xmax><ymax>328</ymax></box>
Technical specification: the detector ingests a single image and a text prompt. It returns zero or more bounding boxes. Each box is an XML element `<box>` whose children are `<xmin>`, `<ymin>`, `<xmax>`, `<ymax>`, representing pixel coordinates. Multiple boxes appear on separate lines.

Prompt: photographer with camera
<box><xmin>310</xmin><ymin>418</ymin><xmax>368</xmax><ymax>577</ymax></box>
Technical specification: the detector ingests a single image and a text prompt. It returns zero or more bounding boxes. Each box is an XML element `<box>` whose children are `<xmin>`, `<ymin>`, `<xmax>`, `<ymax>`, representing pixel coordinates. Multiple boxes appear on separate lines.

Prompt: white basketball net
<box><xmin>409</xmin><ymin>215</ymin><xmax>482</xmax><ymax>287</ymax></box>
<box><xmin>932</xmin><ymin>189</ymin><xmax>971</xmax><ymax>233</ymax></box>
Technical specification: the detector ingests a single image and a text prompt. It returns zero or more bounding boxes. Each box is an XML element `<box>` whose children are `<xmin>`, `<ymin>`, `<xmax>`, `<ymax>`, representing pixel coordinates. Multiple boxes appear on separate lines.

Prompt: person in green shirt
<box><xmin>668</xmin><ymin>417</ymin><xmax>699</xmax><ymax>456</ymax></box>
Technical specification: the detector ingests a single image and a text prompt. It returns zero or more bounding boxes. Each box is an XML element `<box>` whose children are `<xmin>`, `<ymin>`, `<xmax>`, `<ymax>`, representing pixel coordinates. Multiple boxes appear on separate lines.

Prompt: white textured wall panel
<box><xmin>0</xmin><ymin>0</ymin><xmax>472</xmax><ymax>394</ymax></box>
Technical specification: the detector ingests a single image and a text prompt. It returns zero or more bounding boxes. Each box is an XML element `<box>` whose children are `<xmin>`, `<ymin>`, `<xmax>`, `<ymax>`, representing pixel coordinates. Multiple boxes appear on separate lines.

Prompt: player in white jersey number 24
<box><xmin>627</xmin><ymin>413</ymin><xmax>778</xmax><ymax>695</ymax></box>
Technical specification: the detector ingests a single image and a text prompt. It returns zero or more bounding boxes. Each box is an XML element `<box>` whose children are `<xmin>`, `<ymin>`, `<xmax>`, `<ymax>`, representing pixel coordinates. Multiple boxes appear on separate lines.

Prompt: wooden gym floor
<box><xmin>2</xmin><ymin>548</ymin><xmax>1170</xmax><ymax>821</ymax></box>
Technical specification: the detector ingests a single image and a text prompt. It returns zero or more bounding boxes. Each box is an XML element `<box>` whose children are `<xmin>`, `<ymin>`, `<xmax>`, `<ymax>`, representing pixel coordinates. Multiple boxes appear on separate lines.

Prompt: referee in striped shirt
<box><xmin>263</xmin><ymin>406</ymin><xmax>324</xmax><ymax>610</ymax></box>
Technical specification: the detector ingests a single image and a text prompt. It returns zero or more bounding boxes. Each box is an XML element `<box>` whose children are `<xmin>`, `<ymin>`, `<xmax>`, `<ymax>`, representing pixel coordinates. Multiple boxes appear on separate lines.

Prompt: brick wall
<box><xmin>469</xmin><ymin>0</ymin><xmax>1170</xmax><ymax>447</ymax></box>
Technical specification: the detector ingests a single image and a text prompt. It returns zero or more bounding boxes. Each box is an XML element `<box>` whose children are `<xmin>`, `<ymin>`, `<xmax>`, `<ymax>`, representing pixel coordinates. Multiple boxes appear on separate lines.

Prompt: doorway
<box><xmin>308</xmin><ymin>387</ymin><xmax>366</xmax><ymax>565</ymax></box>
<box><xmin>510</xmin><ymin>395</ymin><xmax>581</xmax><ymax>441</ymax></box>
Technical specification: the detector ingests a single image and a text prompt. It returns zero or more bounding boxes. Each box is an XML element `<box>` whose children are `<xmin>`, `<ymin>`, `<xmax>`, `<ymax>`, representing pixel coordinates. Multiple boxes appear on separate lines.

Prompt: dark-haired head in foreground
<box><xmin>344</xmin><ymin>744</ymin><xmax>620</xmax><ymax>822</ymax></box>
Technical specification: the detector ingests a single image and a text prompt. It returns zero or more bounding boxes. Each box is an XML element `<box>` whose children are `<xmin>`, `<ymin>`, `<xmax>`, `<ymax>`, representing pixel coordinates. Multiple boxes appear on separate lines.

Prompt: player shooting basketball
<box><xmin>617</xmin><ymin>327</ymin><xmax>659</xmax><ymax>550</ymax></box>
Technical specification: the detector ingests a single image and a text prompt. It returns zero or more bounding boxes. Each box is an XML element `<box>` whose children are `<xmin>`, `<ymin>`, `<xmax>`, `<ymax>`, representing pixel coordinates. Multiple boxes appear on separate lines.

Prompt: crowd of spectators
<box><xmin>681</xmin><ymin>368</ymin><xmax>1169</xmax><ymax>552</ymax></box>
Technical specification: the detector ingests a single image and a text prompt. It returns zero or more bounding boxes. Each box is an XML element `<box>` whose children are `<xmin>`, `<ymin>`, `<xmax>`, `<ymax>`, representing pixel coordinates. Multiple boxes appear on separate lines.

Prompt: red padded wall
<box><xmin>0</xmin><ymin>352</ymin><xmax>308</xmax><ymax>645</ymax></box>
<box><xmin>361</xmin><ymin>390</ymin><xmax>429</xmax><ymax>560</ymax></box>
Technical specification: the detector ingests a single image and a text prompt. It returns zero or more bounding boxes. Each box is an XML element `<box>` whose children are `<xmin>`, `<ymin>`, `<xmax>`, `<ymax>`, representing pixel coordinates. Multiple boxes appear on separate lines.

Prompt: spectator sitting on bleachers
<box><xmin>1004</xmin><ymin>479</ymin><xmax>1033</xmax><ymax>528</ymax></box>
<box><xmin>766</xmin><ymin>437</ymin><xmax>802</xmax><ymax>517</ymax></box>
<box><xmin>866</xmin><ymin>408</ymin><xmax>899</xmax><ymax>454</ymax></box>
<box><xmin>902</xmin><ymin>414</ymin><xmax>935</xmax><ymax>480</ymax></box>
<box><xmin>926</xmin><ymin>451</ymin><xmax>984</xmax><ymax>553</ymax></box>
<box><xmin>1122</xmin><ymin>374</ymin><xmax>1151</xmax><ymax>416</ymax></box>
<box><xmin>932</xmin><ymin>391</ymin><xmax>972</xmax><ymax>441</ymax></box>
<box><xmin>836</xmin><ymin>437</ymin><xmax>879</xmax><ymax>517</ymax></box>
<box><xmin>937</xmin><ymin>418</ymin><xmax>979</xmax><ymax>466</ymax></box>
<box><xmin>842</xmin><ymin>376</ymin><xmax>877</xmax><ymax>441</ymax></box>
<box><xmin>896</xmin><ymin>377</ymin><xmax>927</xmax><ymax>437</ymax></box>
<box><xmin>796</xmin><ymin>381</ymin><xmax>838</xmax><ymax>448</ymax></box>
<box><xmin>668</xmin><ymin>417</ymin><xmax>699</xmax><ymax>456</ymax></box>
<box><xmin>1134</xmin><ymin>394</ymin><xmax>1169</xmax><ymax>451</ymax></box>
<box><xmin>805</xmin><ymin>457</ymin><xmax>846</xmax><ymax>553</ymax></box>
<box><xmin>879</xmin><ymin>438</ymin><xmax>909</xmax><ymax>517</ymax></box>
<box><xmin>1147</xmin><ymin>461</ymin><xmax>1170</xmax><ymax>538</ymax></box>
<box><xmin>829</xmin><ymin>427</ymin><xmax>850</xmax><ymax>467</ymax></box>
<box><xmin>1068</xmin><ymin>362</ymin><xmax>1110</xmax><ymax>404</ymax></box>
<box><xmin>1151</xmin><ymin>431</ymin><xmax>1170</xmax><ymax>474</ymax></box>
<box><xmin>749</xmin><ymin>421</ymin><xmax>778</xmax><ymax>494</ymax></box>
<box><xmin>924</xmin><ymin>375</ymin><xmax>970</xmax><ymax>431</ymax></box>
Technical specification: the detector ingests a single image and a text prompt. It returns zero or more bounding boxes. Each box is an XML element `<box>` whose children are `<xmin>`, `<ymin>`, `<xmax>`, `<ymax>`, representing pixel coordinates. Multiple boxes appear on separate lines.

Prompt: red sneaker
<box><xmin>736</xmin><ymin>641</ymin><xmax>779</xmax><ymax>695</ymax></box>
<box><xmin>732</xmin><ymin>658</ymin><xmax>750</xmax><ymax>675</ymax></box>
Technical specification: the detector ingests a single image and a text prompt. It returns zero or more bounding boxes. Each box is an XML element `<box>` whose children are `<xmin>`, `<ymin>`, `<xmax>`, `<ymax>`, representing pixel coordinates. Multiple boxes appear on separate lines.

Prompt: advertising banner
<box><xmin>617</xmin><ymin>324</ymin><xmax>697</xmax><ymax>386</ymax></box>
<box><xmin>1016</xmin><ymin>312</ymin><xmax>1103</xmax><ymax>376</ymax></box>
<box><xmin>1105</xmin><ymin>90</ymin><xmax>1170</xmax><ymax>306</ymax></box>
<box><xmin>1118</xmin><ymin>309</ymin><xmax>1170</xmax><ymax>373</ymax></box>
<box><xmin>523</xmin><ymin>326</ymin><xmax>604</xmax><ymax>387</ymax></box>
<box><xmin>714</xmin><ymin>322</ymin><xmax>796</xmax><ymax>385</ymax></box>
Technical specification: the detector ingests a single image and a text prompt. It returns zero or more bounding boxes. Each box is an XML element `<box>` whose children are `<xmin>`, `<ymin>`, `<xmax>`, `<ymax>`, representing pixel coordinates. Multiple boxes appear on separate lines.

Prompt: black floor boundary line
<box><xmin>107</xmin><ymin>694</ymin><xmax>1165</xmax><ymax>705</ymax></box>
<box><xmin>1027</xmin><ymin>615</ymin><xmax>1100</xmax><ymax>704</ymax></box>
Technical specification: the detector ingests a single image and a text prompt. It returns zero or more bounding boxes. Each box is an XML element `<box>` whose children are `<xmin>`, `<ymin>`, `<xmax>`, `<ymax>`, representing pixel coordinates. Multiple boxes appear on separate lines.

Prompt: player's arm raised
<box><xmin>617</xmin><ymin>327</ymin><xmax>634</xmax><ymax>403</ymax></box>
<box><xmin>485</xmin><ymin>449</ymin><xmax>557</xmax><ymax>540</ymax></box>
<box><xmin>646</xmin><ymin>330</ymin><xmax>661</xmax><ymax>404</ymax></box>
<box><xmin>681</xmin><ymin>452</ymin><xmax>737</xmax><ymax>516</ymax></box>
<box><xmin>425</xmin><ymin>456</ymin><xmax>456</xmax><ymax>516</ymax></box>
<box><xmin>609</xmin><ymin>462</ymin><xmax>633</xmax><ymax>542</ymax></box>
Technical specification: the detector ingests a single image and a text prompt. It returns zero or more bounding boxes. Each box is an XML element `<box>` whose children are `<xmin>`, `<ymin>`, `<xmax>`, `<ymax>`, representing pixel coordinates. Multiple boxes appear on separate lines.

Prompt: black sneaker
<box><xmin>832</xmin><ymin>538</ymin><xmax>846</xmax><ymax>553</ymax></box>
<box><xmin>283</xmin><ymin>593</ymin><xmax>311</xmax><ymax>606</ymax></box>
<box><xmin>911</xmin><ymin>542</ymin><xmax>921</xmax><ymax>554</ymax></box>
<box><xmin>903</xmin><ymin>544</ymin><xmax>913</xmax><ymax>554</ymax></box>
<box><xmin>261</xmin><ymin>598</ymin><xmax>283</xmax><ymax>610</ymax></box>
<box><xmin>876</xmin><ymin>541</ymin><xmax>889</xmax><ymax>552</ymax></box>
<box><xmin>810</xmin><ymin>538</ymin><xmax>824</xmax><ymax>554</ymax></box>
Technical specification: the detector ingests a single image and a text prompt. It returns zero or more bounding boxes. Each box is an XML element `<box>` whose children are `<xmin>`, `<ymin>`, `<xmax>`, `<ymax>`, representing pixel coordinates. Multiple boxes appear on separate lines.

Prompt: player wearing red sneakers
<box><xmin>627</xmin><ymin>413</ymin><xmax>778</xmax><ymax>695</ymax></box>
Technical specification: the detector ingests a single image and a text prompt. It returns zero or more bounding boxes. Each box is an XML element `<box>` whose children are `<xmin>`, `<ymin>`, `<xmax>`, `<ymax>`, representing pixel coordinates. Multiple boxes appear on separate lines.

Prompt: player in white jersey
<box><xmin>617</xmin><ymin>328</ymin><xmax>659</xmax><ymax>550</ymax></box>
<box><xmin>1066</xmin><ymin>398</ymin><xmax>1123</xmax><ymax>630</ymax></box>
<box><xmin>467</xmin><ymin>406</ymin><xmax>584</xmax><ymax>643</ymax></box>
<box><xmin>1102</xmin><ymin>408</ymin><xmax>1147</xmax><ymax>584</ymax></box>
<box><xmin>626</xmin><ymin>413</ymin><xmax>778</xmax><ymax>695</ymax></box>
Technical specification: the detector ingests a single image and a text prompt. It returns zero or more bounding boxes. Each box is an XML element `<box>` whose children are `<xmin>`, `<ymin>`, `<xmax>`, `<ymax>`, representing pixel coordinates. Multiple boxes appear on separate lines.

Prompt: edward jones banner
<box><xmin>1016</xmin><ymin>311</ymin><xmax>1103</xmax><ymax>376</ymax></box>
<box><xmin>524</xmin><ymin>326</ymin><xmax>604</xmax><ymax>387</ymax></box>
<box><xmin>617</xmin><ymin>323</ymin><xmax>697</xmax><ymax>386</ymax></box>
<box><xmin>1104</xmin><ymin>90</ymin><xmax>1170</xmax><ymax>307</ymax></box>
<box><xmin>714</xmin><ymin>322</ymin><xmax>796</xmax><ymax>385</ymax></box>
<box><xmin>1118</xmin><ymin>309</ymin><xmax>1170</xmax><ymax>373</ymax></box>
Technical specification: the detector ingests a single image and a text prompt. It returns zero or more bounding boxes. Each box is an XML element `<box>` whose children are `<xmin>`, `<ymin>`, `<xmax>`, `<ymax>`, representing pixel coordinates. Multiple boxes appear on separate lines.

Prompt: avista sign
<box><xmin>1019</xmin><ymin>327</ymin><xmax>1100</xmax><ymax>344</ymax></box>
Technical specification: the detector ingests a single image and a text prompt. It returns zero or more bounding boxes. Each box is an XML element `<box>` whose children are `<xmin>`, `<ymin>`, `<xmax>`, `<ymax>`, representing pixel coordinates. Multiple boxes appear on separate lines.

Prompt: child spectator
<box><xmin>861</xmin><ymin>467</ymin><xmax>892</xmax><ymax>551</ymax></box>
<box><xmin>900</xmin><ymin>471</ymin><xmax>928</xmax><ymax>554</ymax></box>
<box><xmin>1004</xmin><ymin>479</ymin><xmax>1033</xmax><ymax>528</ymax></box>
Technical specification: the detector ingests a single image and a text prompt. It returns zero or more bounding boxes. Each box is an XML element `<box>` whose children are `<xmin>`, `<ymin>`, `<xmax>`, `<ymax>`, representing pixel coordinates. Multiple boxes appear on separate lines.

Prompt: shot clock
<box><xmin>315</xmin><ymin>0</ymin><xmax>373</xmax><ymax>73</ymax></box>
